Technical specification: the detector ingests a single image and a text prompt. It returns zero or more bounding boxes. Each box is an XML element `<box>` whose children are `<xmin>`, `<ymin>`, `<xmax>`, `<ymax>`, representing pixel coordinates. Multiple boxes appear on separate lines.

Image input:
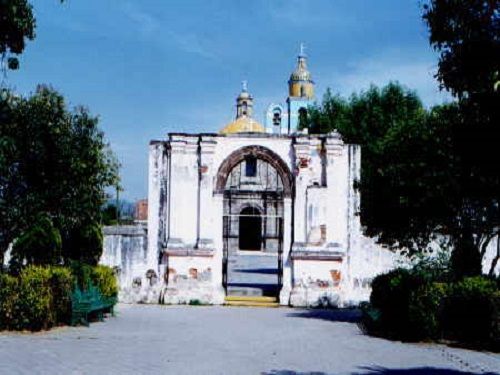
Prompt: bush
<box><xmin>442</xmin><ymin>276</ymin><xmax>499</xmax><ymax>345</ymax></box>
<box><xmin>16</xmin><ymin>266</ymin><xmax>54</xmax><ymax>331</ymax></box>
<box><xmin>0</xmin><ymin>273</ymin><xmax>19</xmax><ymax>330</ymax></box>
<box><xmin>0</xmin><ymin>264</ymin><xmax>117</xmax><ymax>331</ymax></box>
<box><xmin>91</xmin><ymin>265</ymin><xmax>118</xmax><ymax>298</ymax></box>
<box><xmin>369</xmin><ymin>268</ymin><xmax>451</xmax><ymax>341</ymax></box>
<box><xmin>1</xmin><ymin>266</ymin><xmax>75</xmax><ymax>331</ymax></box>
<box><xmin>49</xmin><ymin>267</ymin><xmax>74</xmax><ymax>325</ymax></box>
<box><xmin>369</xmin><ymin>268</ymin><xmax>425</xmax><ymax>339</ymax></box>
<box><xmin>366</xmin><ymin>269</ymin><xmax>499</xmax><ymax>349</ymax></box>
<box><xmin>408</xmin><ymin>282</ymin><xmax>449</xmax><ymax>340</ymax></box>
<box><xmin>69</xmin><ymin>261</ymin><xmax>93</xmax><ymax>290</ymax></box>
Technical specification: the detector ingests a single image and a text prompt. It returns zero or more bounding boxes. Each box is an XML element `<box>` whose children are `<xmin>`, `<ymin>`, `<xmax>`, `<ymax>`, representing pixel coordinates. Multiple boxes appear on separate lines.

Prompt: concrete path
<box><xmin>0</xmin><ymin>304</ymin><xmax>499</xmax><ymax>375</ymax></box>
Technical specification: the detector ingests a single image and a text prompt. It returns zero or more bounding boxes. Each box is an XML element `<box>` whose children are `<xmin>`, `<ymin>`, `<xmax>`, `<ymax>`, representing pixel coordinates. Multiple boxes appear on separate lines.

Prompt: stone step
<box><xmin>227</xmin><ymin>284</ymin><xmax>279</xmax><ymax>297</ymax></box>
<box><xmin>224</xmin><ymin>300</ymin><xmax>280</xmax><ymax>308</ymax></box>
<box><xmin>224</xmin><ymin>295</ymin><xmax>279</xmax><ymax>307</ymax></box>
<box><xmin>225</xmin><ymin>295</ymin><xmax>278</xmax><ymax>303</ymax></box>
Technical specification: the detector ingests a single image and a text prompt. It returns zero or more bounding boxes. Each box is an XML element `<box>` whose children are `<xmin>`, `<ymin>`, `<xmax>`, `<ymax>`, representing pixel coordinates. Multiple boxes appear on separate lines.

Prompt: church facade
<box><xmin>102</xmin><ymin>50</ymin><xmax>399</xmax><ymax>307</ymax></box>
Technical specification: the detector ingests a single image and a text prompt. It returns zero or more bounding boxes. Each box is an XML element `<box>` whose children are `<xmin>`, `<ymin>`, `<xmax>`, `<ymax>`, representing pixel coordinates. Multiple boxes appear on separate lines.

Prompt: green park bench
<box><xmin>71</xmin><ymin>285</ymin><xmax>117</xmax><ymax>326</ymax></box>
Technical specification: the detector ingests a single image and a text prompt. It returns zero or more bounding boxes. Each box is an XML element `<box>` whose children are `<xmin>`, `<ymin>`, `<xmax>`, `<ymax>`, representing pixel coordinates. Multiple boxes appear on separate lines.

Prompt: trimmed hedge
<box><xmin>91</xmin><ymin>265</ymin><xmax>118</xmax><ymax>299</ymax></box>
<box><xmin>363</xmin><ymin>268</ymin><xmax>499</xmax><ymax>349</ymax></box>
<box><xmin>408</xmin><ymin>282</ymin><xmax>449</xmax><ymax>340</ymax></box>
<box><xmin>0</xmin><ymin>264</ymin><xmax>116</xmax><ymax>331</ymax></box>
<box><xmin>0</xmin><ymin>273</ymin><xmax>18</xmax><ymax>330</ymax></box>
<box><xmin>442</xmin><ymin>277</ymin><xmax>499</xmax><ymax>344</ymax></box>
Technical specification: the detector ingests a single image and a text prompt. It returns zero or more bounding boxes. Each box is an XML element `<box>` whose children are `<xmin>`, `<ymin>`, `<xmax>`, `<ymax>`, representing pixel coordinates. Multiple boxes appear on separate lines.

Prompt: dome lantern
<box><xmin>288</xmin><ymin>43</ymin><xmax>314</xmax><ymax>99</ymax></box>
<box><xmin>219</xmin><ymin>81</ymin><xmax>265</xmax><ymax>134</ymax></box>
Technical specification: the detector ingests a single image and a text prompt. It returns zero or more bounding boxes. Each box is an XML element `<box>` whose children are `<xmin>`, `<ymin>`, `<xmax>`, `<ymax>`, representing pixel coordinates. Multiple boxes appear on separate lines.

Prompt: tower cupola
<box><xmin>219</xmin><ymin>81</ymin><xmax>265</xmax><ymax>134</ymax></box>
<box><xmin>288</xmin><ymin>43</ymin><xmax>314</xmax><ymax>99</ymax></box>
<box><xmin>236</xmin><ymin>80</ymin><xmax>254</xmax><ymax>118</ymax></box>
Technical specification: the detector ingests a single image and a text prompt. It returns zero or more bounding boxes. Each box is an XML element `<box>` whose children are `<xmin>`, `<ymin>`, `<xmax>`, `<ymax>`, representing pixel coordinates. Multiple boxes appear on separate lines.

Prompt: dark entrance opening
<box><xmin>239</xmin><ymin>207</ymin><xmax>262</xmax><ymax>250</ymax></box>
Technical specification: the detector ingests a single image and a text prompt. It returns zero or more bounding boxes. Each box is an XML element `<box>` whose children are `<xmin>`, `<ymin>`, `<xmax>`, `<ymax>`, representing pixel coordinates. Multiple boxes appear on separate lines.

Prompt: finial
<box><xmin>242</xmin><ymin>80</ymin><xmax>248</xmax><ymax>92</ymax></box>
<box><xmin>299</xmin><ymin>42</ymin><xmax>306</xmax><ymax>57</ymax></box>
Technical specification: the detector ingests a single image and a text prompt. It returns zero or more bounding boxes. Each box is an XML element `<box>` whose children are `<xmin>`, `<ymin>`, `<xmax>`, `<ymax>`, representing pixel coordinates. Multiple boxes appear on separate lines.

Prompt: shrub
<box><xmin>16</xmin><ymin>266</ymin><xmax>54</xmax><ymax>331</ymax></box>
<box><xmin>0</xmin><ymin>264</ymin><xmax>116</xmax><ymax>331</ymax></box>
<box><xmin>411</xmin><ymin>248</ymin><xmax>452</xmax><ymax>283</ymax></box>
<box><xmin>368</xmin><ymin>268</ymin><xmax>452</xmax><ymax>341</ymax></box>
<box><xmin>442</xmin><ymin>276</ymin><xmax>499</xmax><ymax>345</ymax></box>
<box><xmin>49</xmin><ymin>267</ymin><xmax>74</xmax><ymax>325</ymax></box>
<box><xmin>408</xmin><ymin>282</ymin><xmax>449</xmax><ymax>340</ymax></box>
<box><xmin>90</xmin><ymin>265</ymin><xmax>118</xmax><ymax>298</ymax></box>
<box><xmin>69</xmin><ymin>260</ymin><xmax>93</xmax><ymax>290</ymax></box>
<box><xmin>369</xmin><ymin>268</ymin><xmax>425</xmax><ymax>339</ymax></box>
<box><xmin>0</xmin><ymin>273</ymin><xmax>19</xmax><ymax>330</ymax></box>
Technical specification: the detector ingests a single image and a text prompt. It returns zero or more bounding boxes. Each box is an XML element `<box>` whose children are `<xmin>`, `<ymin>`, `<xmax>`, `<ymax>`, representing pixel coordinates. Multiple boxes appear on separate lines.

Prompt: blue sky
<box><xmin>6</xmin><ymin>0</ymin><xmax>450</xmax><ymax>201</ymax></box>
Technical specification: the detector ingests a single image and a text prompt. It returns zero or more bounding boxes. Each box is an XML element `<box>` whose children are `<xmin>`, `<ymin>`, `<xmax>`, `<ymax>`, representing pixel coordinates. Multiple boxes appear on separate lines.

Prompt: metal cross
<box><xmin>300</xmin><ymin>42</ymin><xmax>306</xmax><ymax>56</ymax></box>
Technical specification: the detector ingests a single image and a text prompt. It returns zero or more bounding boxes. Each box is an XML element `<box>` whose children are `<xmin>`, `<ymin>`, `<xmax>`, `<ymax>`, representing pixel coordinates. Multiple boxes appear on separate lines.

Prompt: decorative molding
<box><xmin>163</xmin><ymin>248</ymin><xmax>214</xmax><ymax>258</ymax></box>
<box><xmin>291</xmin><ymin>250</ymin><xmax>344</xmax><ymax>261</ymax></box>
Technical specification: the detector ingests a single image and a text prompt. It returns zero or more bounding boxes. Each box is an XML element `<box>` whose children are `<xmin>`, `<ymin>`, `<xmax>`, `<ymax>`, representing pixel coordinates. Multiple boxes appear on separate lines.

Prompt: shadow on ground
<box><xmin>285</xmin><ymin>309</ymin><xmax>362</xmax><ymax>323</ymax></box>
<box><xmin>262</xmin><ymin>367</ymin><xmax>499</xmax><ymax>375</ymax></box>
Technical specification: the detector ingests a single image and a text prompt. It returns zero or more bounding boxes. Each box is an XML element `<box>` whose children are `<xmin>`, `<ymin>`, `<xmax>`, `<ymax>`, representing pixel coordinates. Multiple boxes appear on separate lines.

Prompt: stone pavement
<box><xmin>0</xmin><ymin>304</ymin><xmax>499</xmax><ymax>375</ymax></box>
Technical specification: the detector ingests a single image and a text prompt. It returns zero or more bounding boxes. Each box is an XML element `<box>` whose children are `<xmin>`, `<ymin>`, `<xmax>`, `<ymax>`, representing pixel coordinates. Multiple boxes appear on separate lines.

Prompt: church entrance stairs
<box><xmin>224</xmin><ymin>295</ymin><xmax>279</xmax><ymax>307</ymax></box>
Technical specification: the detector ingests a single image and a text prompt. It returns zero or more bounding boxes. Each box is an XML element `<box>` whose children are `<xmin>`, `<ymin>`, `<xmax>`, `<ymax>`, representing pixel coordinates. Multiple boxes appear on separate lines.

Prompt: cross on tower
<box><xmin>299</xmin><ymin>42</ymin><xmax>306</xmax><ymax>57</ymax></box>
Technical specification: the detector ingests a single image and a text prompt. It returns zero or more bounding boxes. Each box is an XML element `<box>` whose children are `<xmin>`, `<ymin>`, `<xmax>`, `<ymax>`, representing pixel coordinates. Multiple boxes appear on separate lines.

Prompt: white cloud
<box><xmin>121</xmin><ymin>2</ymin><xmax>216</xmax><ymax>60</ymax></box>
<box><xmin>121</xmin><ymin>2</ymin><xmax>160</xmax><ymax>37</ymax></box>
<box><xmin>165</xmin><ymin>31</ymin><xmax>217</xmax><ymax>61</ymax></box>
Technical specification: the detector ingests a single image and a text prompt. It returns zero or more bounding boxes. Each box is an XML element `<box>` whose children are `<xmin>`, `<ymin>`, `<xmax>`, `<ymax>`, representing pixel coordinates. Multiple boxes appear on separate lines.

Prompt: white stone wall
<box><xmin>100</xmin><ymin>132</ymin><xmax>409</xmax><ymax>306</ymax></box>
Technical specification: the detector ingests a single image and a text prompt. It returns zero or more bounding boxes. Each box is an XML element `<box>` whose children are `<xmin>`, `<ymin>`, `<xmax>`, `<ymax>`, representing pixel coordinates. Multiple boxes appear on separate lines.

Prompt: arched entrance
<box><xmin>238</xmin><ymin>207</ymin><xmax>262</xmax><ymax>251</ymax></box>
<box><xmin>216</xmin><ymin>146</ymin><xmax>292</xmax><ymax>298</ymax></box>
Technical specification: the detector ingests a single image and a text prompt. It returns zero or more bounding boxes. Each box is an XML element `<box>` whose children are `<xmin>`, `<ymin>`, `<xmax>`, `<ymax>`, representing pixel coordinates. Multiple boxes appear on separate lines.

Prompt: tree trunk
<box><xmin>489</xmin><ymin>234</ymin><xmax>500</xmax><ymax>276</ymax></box>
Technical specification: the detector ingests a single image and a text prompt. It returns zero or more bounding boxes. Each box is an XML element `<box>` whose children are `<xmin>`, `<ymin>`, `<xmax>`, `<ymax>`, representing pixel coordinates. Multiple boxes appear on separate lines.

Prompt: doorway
<box><xmin>238</xmin><ymin>207</ymin><xmax>262</xmax><ymax>250</ymax></box>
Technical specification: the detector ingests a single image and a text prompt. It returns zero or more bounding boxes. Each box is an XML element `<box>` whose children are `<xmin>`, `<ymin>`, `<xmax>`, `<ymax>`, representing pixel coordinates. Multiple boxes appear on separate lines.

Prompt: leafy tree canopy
<box><xmin>303</xmin><ymin>83</ymin><xmax>447</xmax><ymax>251</ymax></box>
<box><xmin>0</xmin><ymin>0</ymin><xmax>35</xmax><ymax>70</ymax></box>
<box><xmin>0</xmin><ymin>85</ymin><xmax>120</xmax><ymax>266</ymax></box>
<box><xmin>0</xmin><ymin>0</ymin><xmax>64</xmax><ymax>71</ymax></box>
<box><xmin>423</xmin><ymin>0</ymin><xmax>499</xmax><ymax>276</ymax></box>
<box><xmin>301</xmin><ymin>81</ymin><xmax>497</xmax><ymax>276</ymax></box>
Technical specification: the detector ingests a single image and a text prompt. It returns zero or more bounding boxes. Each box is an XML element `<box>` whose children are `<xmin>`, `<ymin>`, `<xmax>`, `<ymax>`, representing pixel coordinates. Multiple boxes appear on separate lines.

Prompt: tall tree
<box><xmin>423</xmin><ymin>0</ymin><xmax>500</xmax><ymax>276</ymax></box>
<box><xmin>0</xmin><ymin>86</ymin><xmax>120</xmax><ymax>266</ymax></box>
<box><xmin>303</xmin><ymin>83</ymin><xmax>453</xmax><ymax>254</ymax></box>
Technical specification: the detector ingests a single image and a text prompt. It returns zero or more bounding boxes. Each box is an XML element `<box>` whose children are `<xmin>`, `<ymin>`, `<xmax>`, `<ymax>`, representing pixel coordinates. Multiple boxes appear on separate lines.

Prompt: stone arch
<box><xmin>214</xmin><ymin>145</ymin><xmax>293</xmax><ymax>197</ymax></box>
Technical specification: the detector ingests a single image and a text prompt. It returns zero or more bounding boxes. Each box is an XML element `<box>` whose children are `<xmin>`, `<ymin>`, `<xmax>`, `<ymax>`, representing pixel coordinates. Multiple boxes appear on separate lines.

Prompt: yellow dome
<box><xmin>219</xmin><ymin>115</ymin><xmax>265</xmax><ymax>134</ymax></box>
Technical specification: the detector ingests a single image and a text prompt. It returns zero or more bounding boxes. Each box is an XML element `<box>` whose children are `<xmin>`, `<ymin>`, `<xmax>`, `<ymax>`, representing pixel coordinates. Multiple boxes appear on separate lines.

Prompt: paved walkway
<box><xmin>0</xmin><ymin>305</ymin><xmax>499</xmax><ymax>375</ymax></box>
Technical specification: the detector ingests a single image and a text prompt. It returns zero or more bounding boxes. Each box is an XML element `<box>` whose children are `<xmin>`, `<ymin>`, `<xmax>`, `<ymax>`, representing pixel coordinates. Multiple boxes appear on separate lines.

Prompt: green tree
<box><xmin>302</xmin><ymin>84</ymin><xmax>460</xmax><ymax>258</ymax></box>
<box><xmin>423</xmin><ymin>0</ymin><xmax>500</xmax><ymax>276</ymax></box>
<box><xmin>0</xmin><ymin>0</ymin><xmax>64</xmax><ymax>71</ymax></box>
<box><xmin>304</xmin><ymin>83</ymin><xmax>433</xmax><ymax>247</ymax></box>
<box><xmin>0</xmin><ymin>86</ymin><xmax>120</xmax><ymax>266</ymax></box>
<box><xmin>0</xmin><ymin>0</ymin><xmax>35</xmax><ymax>70</ymax></box>
<box><xmin>9</xmin><ymin>213</ymin><xmax>62</xmax><ymax>273</ymax></box>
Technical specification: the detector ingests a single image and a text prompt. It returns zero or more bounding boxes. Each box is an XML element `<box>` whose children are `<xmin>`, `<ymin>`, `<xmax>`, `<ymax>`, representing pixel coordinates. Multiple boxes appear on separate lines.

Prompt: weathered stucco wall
<box><xmin>99</xmin><ymin>131</ymin><xmax>499</xmax><ymax>307</ymax></box>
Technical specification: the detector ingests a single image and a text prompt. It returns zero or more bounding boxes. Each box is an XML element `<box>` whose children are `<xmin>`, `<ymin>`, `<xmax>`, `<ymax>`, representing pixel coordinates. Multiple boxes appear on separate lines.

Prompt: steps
<box><xmin>224</xmin><ymin>295</ymin><xmax>280</xmax><ymax>308</ymax></box>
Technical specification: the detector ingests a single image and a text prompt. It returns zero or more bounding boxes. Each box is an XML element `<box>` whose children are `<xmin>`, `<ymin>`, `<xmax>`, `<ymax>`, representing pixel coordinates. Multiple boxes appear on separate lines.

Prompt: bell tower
<box><xmin>236</xmin><ymin>80</ymin><xmax>253</xmax><ymax>118</ymax></box>
<box><xmin>287</xmin><ymin>43</ymin><xmax>315</xmax><ymax>133</ymax></box>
